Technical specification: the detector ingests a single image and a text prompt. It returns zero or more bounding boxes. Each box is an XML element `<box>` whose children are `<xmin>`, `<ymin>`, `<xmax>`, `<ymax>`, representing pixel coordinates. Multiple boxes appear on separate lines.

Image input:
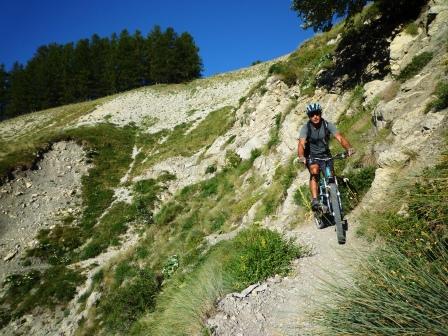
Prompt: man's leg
<box><xmin>308</xmin><ymin>163</ymin><xmax>320</xmax><ymax>210</ymax></box>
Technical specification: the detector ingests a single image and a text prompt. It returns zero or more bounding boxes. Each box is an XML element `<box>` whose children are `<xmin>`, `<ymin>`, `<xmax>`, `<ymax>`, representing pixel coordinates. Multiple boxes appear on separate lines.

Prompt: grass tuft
<box><xmin>396</xmin><ymin>52</ymin><xmax>433</xmax><ymax>82</ymax></box>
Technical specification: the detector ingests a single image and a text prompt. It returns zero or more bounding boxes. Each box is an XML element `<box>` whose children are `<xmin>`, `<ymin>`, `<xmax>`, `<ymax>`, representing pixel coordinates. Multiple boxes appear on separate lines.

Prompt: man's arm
<box><xmin>334</xmin><ymin>133</ymin><xmax>354</xmax><ymax>155</ymax></box>
<box><xmin>297</xmin><ymin>138</ymin><xmax>307</xmax><ymax>164</ymax></box>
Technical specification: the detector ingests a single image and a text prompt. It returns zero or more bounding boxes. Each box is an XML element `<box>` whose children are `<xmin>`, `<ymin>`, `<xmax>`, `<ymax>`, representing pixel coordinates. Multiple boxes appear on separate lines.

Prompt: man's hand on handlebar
<box><xmin>294</xmin><ymin>156</ymin><xmax>307</xmax><ymax>165</ymax></box>
<box><xmin>346</xmin><ymin>148</ymin><xmax>356</xmax><ymax>157</ymax></box>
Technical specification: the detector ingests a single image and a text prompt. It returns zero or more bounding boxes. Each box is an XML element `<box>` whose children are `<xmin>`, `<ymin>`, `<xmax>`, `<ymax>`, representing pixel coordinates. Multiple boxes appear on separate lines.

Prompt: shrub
<box><xmin>425</xmin><ymin>81</ymin><xmax>448</xmax><ymax>112</ymax></box>
<box><xmin>396</xmin><ymin>52</ymin><xmax>433</xmax><ymax>82</ymax></box>
<box><xmin>293</xmin><ymin>185</ymin><xmax>311</xmax><ymax>208</ymax></box>
<box><xmin>205</xmin><ymin>164</ymin><xmax>217</xmax><ymax>174</ymax></box>
<box><xmin>226</xmin><ymin>226</ymin><xmax>303</xmax><ymax>290</ymax></box>
<box><xmin>339</xmin><ymin>166</ymin><xmax>376</xmax><ymax>213</ymax></box>
<box><xmin>314</xmin><ymin>241</ymin><xmax>448</xmax><ymax>335</ymax></box>
<box><xmin>1</xmin><ymin>266</ymin><xmax>84</xmax><ymax>319</ymax></box>
<box><xmin>404</xmin><ymin>22</ymin><xmax>419</xmax><ymax>36</ymax></box>
<box><xmin>99</xmin><ymin>268</ymin><xmax>159</xmax><ymax>333</ymax></box>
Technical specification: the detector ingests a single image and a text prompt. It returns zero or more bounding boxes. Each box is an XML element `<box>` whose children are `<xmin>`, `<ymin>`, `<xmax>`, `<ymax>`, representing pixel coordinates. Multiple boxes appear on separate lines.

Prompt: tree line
<box><xmin>0</xmin><ymin>26</ymin><xmax>203</xmax><ymax>120</ymax></box>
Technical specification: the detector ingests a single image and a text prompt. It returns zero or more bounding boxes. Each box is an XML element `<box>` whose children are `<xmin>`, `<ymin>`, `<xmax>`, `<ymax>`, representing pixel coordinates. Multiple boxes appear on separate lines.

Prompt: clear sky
<box><xmin>0</xmin><ymin>0</ymin><xmax>314</xmax><ymax>77</ymax></box>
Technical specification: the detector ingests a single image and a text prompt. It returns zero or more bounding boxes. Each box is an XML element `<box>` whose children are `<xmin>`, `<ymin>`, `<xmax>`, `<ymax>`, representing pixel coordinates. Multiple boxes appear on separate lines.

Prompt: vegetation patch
<box><xmin>339</xmin><ymin>166</ymin><xmax>376</xmax><ymax>213</ymax></box>
<box><xmin>133</xmin><ymin>106</ymin><xmax>235</xmax><ymax>175</ymax></box>
<box><xmin>315</xmin><ymin>143</ymin><xmax>448</xmax><ymax>335</ymax></box>
<box><xmin>98</xmin><ymin>267</ymin><xmax>160</xmax><ymax>333</ymax></box>
<box><xmin>255</xmin><ymin>158</ymin><xmax>297</xmax><ymax>220</ymax></box>
<box><xmin>425</xmin><ymin>81</ymin><xmax>448</xmax><ymax>113</ymax></box>
<box><xmin>404</xmin><ymin>21</ymin><xmax>419</xmax><ymax>36</ymax></box>
<box><xmin>132</xmin><ymin>226</ymin><xmax>304</xmax><ymax>336</ymax></box>
<box><xmin>269</xmin><ymin>28</ymin><xmax>340</xmax><ymax>93</ymax></box>
<box><xmin>396</xmin><ymin>51</ymin><xmax>433</xmax><ymax>82</ymax></box>
<box><xmin>225</xmin><ymin>226</ymin><xmax>303</xmax><ymax>291</ymax></box>
<box><xmin>0</xmin><ymin>266</ymin><xmax>84</xmax><ymax>327</ymax></box>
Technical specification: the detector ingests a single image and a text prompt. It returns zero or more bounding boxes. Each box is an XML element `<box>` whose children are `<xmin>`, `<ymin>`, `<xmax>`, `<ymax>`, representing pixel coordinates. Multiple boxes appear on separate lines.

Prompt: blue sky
<box><xmin>0</xmin><ymin>0</ymin><xmax>314</xmax><ymax>77</ymax></box>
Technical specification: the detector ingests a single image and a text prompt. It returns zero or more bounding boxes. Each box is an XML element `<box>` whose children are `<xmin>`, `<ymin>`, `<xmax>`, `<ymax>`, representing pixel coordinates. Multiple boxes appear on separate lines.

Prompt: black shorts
<box><xmin>306</xmin><ymin>157</ymin><xmax>333</xmax><ymax>173</ymax></box>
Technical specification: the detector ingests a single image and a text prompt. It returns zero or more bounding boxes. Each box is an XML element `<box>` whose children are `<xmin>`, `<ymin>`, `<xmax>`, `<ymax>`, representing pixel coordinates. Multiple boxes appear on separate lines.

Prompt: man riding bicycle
<box><xmin>297</xmin><ymin>103</ymin><xmax>355</xmax><ymax>211</ymax></box>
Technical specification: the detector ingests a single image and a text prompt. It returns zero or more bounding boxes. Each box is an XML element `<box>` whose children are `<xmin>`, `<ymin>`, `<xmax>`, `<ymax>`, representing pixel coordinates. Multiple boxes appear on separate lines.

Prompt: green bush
<box><xmin>404</xmin><ymin>22</ymin><xmax>419</xmax><ymax>36</ymax></box>
<box><xmin>397</xmin><ymin>52</ymin><xmax>433</xmax><ymax>82</ymax></box>
<box><xmin>426</xmin><ymin>81</ymin><xmax>448</xmax><ymax>112</ymax></box>
<box><xmin>339</xmin><ymin>166</ymin><xmax>376</xmax><ymax>213</ymax></box>
<box><xmin>99</xmin><ymin>268</ymin><xmax>159</xmax><ymax>333</ymax></box>
<box><xmin>314</xmin><ymin>241</ymin><xmax>448</xmax><ymax>335</ymax></box>
<box><xmin>226</xmin><ymin>226</ymin><xmax>303</xmax><ymax>290</ymax></box>
<box><xmin>293</xmin><ymin>185</ymin><xmax>311</xmax><ymax>208</ymax></box>
<box><xmin>1</xmin><ymin>266</ymin><xmax>84</xmax><ymax>319</ymax></box>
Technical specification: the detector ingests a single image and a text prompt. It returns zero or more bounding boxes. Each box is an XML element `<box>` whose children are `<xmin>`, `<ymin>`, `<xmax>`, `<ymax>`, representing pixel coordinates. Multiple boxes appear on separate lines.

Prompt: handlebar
<box><xmin>309</xmin><ymin>152</ymin><xmax>348</xmax><ymax>161</ymax></box>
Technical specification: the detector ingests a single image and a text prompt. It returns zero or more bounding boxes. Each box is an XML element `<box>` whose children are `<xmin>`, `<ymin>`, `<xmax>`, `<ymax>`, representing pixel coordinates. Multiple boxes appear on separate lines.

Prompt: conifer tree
<box><xmin>173</xmin><ymin>32</ymin><xmax>203</xmax><ymax>82</ymax></box>
<box><xmin>5</xmin><ymin>62</ymin><xmax>29</xmax><ymax>117</ymax></box>
<box><xmin>0</xmin><ymin>64</ymin><xmax>8</xmax><ymax>120</ymax></box>
<box><xmin>73</xmin><ymin>39</ymin><xmax>92</xmax><ymax>100</ymax></box>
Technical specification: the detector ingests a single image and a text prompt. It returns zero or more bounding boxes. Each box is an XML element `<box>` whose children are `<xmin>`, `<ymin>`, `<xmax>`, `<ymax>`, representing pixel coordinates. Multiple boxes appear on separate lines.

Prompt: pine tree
<box><xmin>73</xmin><ymin>39</ymin><xmax>92</xmax><ymax>101</ymax></box>
<box><xmin>5</xmin><ymin>62</ymin><xmax>29</xmax><ymax>117</ymax></box>
<box><xmin>0</xmin><ymin>64</ymin><xmax>8</xmax><ymax>120</ymax></box>
<box><xmin>149</xmin><ymin>26</ymin><xmax>177</xmax><ymax>84</ymax></box>
<box><xmin>173</xmin><ymin>32</ymin><xmax>202</xmax><ymax>82</ymax></box>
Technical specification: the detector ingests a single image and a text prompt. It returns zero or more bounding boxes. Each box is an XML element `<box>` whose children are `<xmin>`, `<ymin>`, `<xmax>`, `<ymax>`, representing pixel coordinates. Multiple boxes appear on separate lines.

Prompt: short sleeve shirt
<box><xmin>297</xmin><ymin>120</ymin><xmax>338</xmax><ymax>157</ymax></box>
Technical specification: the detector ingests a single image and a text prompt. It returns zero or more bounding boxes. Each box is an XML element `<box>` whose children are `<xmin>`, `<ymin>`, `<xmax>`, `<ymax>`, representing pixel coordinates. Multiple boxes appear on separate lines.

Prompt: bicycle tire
<box><xmin>329</xmin><ymin>183</ymin><xmax>346</xmax><ymax>244</ymax></box>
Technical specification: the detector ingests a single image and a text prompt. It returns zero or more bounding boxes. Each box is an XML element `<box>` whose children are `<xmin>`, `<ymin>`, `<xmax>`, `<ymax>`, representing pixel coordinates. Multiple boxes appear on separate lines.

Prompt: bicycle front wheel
<box><xmin>329</xmin><ymin>183</ymin><xmax>346</xmax><ymax>244</ymax></box>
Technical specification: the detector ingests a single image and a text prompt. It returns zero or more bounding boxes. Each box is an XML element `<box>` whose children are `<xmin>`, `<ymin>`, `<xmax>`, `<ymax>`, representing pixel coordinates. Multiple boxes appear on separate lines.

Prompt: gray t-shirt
<box><xmin>297</xmin><ymin>120</ymin><xmax>338</xmax><ymax>157</ymax></box>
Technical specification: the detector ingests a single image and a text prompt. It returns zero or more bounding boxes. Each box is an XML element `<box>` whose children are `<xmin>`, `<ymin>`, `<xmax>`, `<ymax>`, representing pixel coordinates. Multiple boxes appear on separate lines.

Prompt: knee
<box><xmin>310</xmin><ymin>173</ymin><xmax>320</xmax><ymax>183</ymax></box>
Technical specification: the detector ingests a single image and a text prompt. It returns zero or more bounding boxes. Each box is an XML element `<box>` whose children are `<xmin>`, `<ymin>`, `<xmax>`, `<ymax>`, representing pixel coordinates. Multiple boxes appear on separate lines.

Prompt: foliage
<box><xmin>99</xmin><ymin>267</ymin><xmax>160</xmax><ymax>333</ymax></box>
<box><xmin>291</xmin><ymin>0</ymin><xmax>367</xmax><ymax>32</ymax></box>
<box><xmin>404</xmin><ymin>21</ymin><xmax>419</xmax><ymax>36</ymax></box>
<box><xmin>339</xmin><ymin>166</ymin><xmax>376</xmax><ymax>212</ymax></box>
<box><xmin>315</xmin><ymin>140</ymin><xmax>448</xmax><ymax>335</ymax></box>
<box><xmin>132</xmin><ymin>227</ymin><xmax>305</xmax><ymax>335</ymax></box>
<box><xmin>314</xmin><ymin>241</ymin><xmax>448</xmax><ymax>335</ymax></box>
<box><xmin>226</xmin><ymin>226</ymin><xmax>303</xmax><ymax>290</ymax></box>
<box><xmin>396</xmin><ymin>52</ymin><xmax>433</xmax><ymax>82</ymax></box>
<box><xmin>291</xmin><ymin>0</ymin><xmax>427</xmax><ymax>32</ymax></box>
<box><xmin>293</xmin><ymin>184</ymin><xmax>311</xmax><ymax>208</ymax></box>
<box><xmin>0</xmin><ymin>266</ymin><xmax>84</xmax><ymax>323</ymax></box>
<box><xmin>425</xmin><ymin>81</ymin><xmax>448</xmax><ymax>112</ymax></box>
<box><xmin>1</xmin><ymin>26</ymin><xmax>202</xmax><ymax>120</ymax></box>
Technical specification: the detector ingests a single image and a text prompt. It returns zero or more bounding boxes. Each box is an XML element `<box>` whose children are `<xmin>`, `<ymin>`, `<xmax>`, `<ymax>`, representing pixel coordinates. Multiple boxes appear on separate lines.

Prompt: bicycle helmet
<box><xmin>306</xmin><ymin>103</ymin><xmax>322</xmax><ymax>116</ymax></box>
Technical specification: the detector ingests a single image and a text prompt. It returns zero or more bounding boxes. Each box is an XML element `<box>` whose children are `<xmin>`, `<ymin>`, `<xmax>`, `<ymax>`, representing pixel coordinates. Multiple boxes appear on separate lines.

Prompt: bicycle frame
<box><xmin>311</xmin><ymin>155</ymin><xmax>345</xmax><ymax>221</ymax></box>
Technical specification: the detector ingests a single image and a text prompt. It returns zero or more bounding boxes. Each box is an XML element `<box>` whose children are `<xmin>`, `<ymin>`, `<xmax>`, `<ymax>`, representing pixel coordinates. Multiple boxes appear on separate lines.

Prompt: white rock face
<box><xmin>76</xmin><ymin>65</ymin><xmax>268</xmax><ymax>133</ymax></box>
<box><xmin>390</xmin><ymin>32</ymin><xmax>419</xmax><ymax>76</ymax></box>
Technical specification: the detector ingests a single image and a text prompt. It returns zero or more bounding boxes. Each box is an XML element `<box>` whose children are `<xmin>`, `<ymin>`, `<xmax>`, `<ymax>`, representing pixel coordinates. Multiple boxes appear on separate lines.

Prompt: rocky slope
<box><xmin>0</xmin><ymin>1</ymin><xmax>447</xmax><ymax>335</ymax></box>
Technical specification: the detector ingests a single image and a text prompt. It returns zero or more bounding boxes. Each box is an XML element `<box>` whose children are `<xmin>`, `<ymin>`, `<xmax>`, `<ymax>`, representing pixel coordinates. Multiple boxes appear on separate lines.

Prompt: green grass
<box><xmin>314</xmin><ymin>141</ymin><xmax>448</xmax><ymax>335</ymax></box>
<box><xmin>404</xmin><ymin>22</ymin><xmax>419</xmax><ymax>36</ymax></box>
<box><xmin>396</xmin><ymin>52</ymin><xmax>433</xmax><ymax>82</ymax></box>
<box><xmin>98</xmin><ymin>267</ymin><xmax>160</xmax><ymax>333</ymax></box>
<box><xmin>255</xmin><ymin>158</ymin><xmax>297</xmax><ymax>220</ymax></box>
<box><xmin>339</xmin><ymin>166</ymin><xmax>376</xmax><ymax>213</ymax></box>
<box><xmin>131</xmin><ymin>226</ymin><xmax>304</xmax><ymax>336</ymax></box>
<box><xmin>0</xmin><ymin>266</ymin><xmax>84</xmax><ymax>327</ymax></box>
<box><xmin>269</xmin><ymin>31</ymin><xmax>339</xmax><ymax>93</ymax></box>
<box><xmin>313</xmin><ymin>241</ymin><xmax>448</xmax><ymax>335</ymax></box>
<box><xmin>425</xmin><ymin>81</ymin><xmax>448</xmax><ymax>113</ymax></box>
<box><xmin>225</xmin><ymin>226</ymin><xmax>303</xmax><ymax>291</ymax></box>
<box><xmin>133</xmin><ymin>106</ymin><xmax>236</xmax><ymax>175</ymax></box>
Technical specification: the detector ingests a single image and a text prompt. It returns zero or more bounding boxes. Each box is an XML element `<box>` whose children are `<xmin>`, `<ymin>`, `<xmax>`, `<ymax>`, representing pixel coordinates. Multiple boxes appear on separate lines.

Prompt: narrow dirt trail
<box><xmin>208</xmin><ymin>212</ymin><xmax>368</xmax><ymax>336</ymax></box>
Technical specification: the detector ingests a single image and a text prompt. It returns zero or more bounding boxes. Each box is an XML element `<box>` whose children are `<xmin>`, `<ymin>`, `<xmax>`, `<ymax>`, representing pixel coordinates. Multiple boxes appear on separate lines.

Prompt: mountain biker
<box><xmin>297</xmin><ymin>103</ymin><xmax>355</xmax><ymax>211</ymax></box>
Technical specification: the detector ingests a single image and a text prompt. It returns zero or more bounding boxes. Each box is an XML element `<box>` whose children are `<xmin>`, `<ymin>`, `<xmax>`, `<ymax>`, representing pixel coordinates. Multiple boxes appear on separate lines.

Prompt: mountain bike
<box><xmin>311</xmin><ymin>153</ymin><xmax>348</xmax><ymax>244</ymax></box>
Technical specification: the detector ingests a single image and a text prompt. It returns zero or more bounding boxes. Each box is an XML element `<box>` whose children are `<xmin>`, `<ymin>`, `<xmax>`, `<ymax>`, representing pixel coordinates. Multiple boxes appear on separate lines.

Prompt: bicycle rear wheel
<box><xmin>329</xmin><ymin>183</ymin><xmax>346</xmax><ymax>244</ymax></box>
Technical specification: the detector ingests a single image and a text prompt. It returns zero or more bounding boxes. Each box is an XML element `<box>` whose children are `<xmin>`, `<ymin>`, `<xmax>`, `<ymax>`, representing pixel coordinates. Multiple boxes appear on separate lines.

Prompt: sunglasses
<box><xmin>307</xmin><ymin>111</ymin><xmax>321</xmax><ymax>117</ymax></box>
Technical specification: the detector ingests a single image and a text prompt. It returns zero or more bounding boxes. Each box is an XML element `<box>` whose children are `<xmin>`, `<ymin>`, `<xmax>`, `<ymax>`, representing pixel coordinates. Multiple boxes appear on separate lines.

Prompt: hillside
<box><xmin>0</xmin><ymin>1</ymin><xmax>447</xmax><ymax>335</ymax></box>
